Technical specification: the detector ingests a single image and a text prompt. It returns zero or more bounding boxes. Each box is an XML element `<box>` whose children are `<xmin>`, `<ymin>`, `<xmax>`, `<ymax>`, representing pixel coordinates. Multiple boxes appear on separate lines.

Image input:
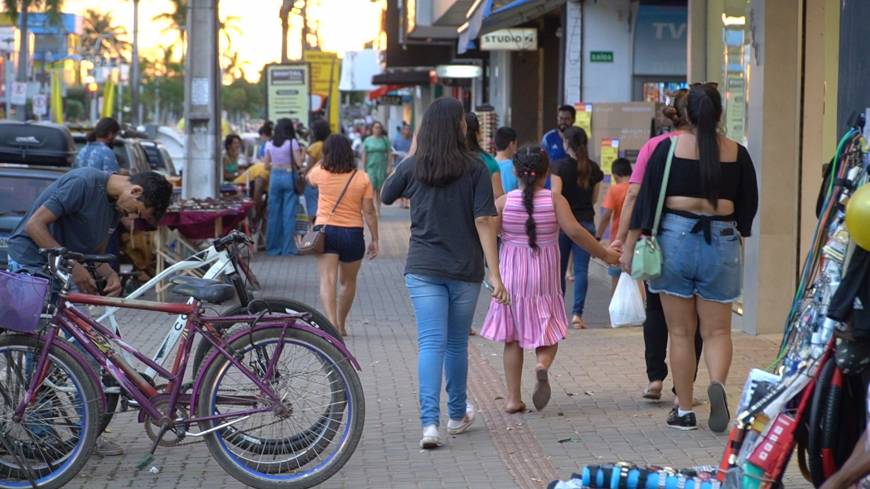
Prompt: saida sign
<box><xmin>480</xmin><ymin>28</ymin><xmax>537</xmax><ymax>51</ymax></box>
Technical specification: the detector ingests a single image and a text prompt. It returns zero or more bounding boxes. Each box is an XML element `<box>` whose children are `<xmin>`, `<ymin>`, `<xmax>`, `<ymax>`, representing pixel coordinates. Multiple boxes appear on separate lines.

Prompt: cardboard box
<box><xmin>589</xmin><ymin>102</ymin><xmax>655</xmax><ymax>163</ymax></box>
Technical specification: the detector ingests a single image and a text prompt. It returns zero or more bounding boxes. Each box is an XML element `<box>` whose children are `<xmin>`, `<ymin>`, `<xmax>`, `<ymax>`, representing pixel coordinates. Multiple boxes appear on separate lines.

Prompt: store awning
<box><xmin>457</xmin><ymin>0</ymin><xmax>494</xmax><ymax>55</ymax></box>
<box><xmin>480</xmin><ymin>0</ymin><xmax>565</xmax><ymax>34</ymax></box>
<box><xmin>367</xmin><ymin>84</ymin><xmax>406</xmax><ymax>101</ymax></box>
<box><xmin>371</xmin><ymin>69</ymin><xmax>432</xmax><ymax>86</ymax></box>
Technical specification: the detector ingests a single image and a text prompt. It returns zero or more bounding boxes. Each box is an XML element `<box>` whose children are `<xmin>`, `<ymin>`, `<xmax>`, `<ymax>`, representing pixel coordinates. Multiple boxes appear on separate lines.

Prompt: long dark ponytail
<box><xmin>563</xmin><ymin>127</ymin><xmax>592</xmax><ymax>188</ymax></box>
<box><xmin>513</xmin><ymin>145</ymin><xmax>550</xmax><ymax>252</ymax></box>
<box><xmin>687</xmin><ymin>84</ymin><xmax>723</xmax><ymax>207</ymax></box>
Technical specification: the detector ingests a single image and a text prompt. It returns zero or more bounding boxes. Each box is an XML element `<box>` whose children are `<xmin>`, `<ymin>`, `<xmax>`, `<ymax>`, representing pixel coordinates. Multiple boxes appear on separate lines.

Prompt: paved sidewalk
<box><xmin>67</xmin><ymin>206</ymin><xmax>811</xmax><ymax>488</ymax></box>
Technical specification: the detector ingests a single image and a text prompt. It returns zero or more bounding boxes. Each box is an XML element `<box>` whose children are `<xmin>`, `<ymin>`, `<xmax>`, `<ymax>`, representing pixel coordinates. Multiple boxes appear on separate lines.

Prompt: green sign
<box><xmin>590</xmin><ymin>51</ymin><xmax>614</xmax><ymax>63</ymax></box>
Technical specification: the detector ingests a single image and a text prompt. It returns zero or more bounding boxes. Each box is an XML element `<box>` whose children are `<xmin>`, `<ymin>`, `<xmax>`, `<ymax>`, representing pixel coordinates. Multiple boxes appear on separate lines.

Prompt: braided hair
<box><xmin>512</xmin><ymin>145</ymin><xmax>550</xmax><ymax>252</ymax></box>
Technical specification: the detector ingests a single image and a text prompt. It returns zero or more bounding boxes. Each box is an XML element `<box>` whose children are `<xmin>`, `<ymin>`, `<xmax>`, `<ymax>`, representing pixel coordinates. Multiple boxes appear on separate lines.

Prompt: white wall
<box><xmin>581</xmin><ymin>0</ymin><xmax>634</xmax><ymax>102</ymax></box>
<box><xmin>488</xmin><ymin>51</ymin><xmax>511</xmax><ymax>126</ymax></box>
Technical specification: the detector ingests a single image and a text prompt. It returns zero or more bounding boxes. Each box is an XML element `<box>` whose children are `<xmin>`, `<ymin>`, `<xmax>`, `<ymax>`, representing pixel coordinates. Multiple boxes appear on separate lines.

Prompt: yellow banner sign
<box><xmin>303</xmin><ymin>51</ymin><xmax>341</xmax><ymax>134</ymax></box>
<box><xmin>574</xmin><ymin>103</ymin><xmax>592</xmax><ymax>137</ymax></box>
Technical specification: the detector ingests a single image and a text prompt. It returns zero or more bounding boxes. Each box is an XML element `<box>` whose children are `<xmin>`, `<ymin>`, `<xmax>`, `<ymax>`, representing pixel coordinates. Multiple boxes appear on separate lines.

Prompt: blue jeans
<box><xmin>304</xmin><ymin>184</ymin><xmax>319</xmax><ymax>221</ymax></box>
<box><xmin>559</xmin><ymin>221</ymin><xmax>595</xmax><ymax>316</ymax></box>
<box><xmin>266</xmin><ymin>169</ymin><xmax>299</xmax><ymax>256</ymax></box>
<box><xmin>405</xmin><ymin>274</ymin><xmax>481</xmax><ymax>427</ymax></box>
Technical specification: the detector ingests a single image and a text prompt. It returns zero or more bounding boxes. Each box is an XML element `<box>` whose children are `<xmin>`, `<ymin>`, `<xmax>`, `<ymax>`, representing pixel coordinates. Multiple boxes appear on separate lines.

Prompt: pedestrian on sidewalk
<box><xmin>303</xmin><ymin>119</ymin><xmax>332</xmax><ymax>222</ymax></box>
<box><xmin>466</xmin><ymin>112</ymin><xmax>505</xmax><ymax>200</ymax></box>
<box><xmin>307</xmin><ymin>134</ymin><xmax>379</xmax><ymax>337</ymax></box>
<box><xmin>382</xmin><ymin>97</ymin><xmax>509</xmax><ymax>449</ymax></box>
<box><xmin>550</xmin><ymin>127</ymin><xmax>604</xmax><ymax>330</ymax></box>
<box><xmin>495</xmin><ymin>127</ymin><xmax>519</xmax><ymax>192</ymax></box>
<box><xmin>222</xmin><ymin>134</ymin><xmax>243</xmax><ymax>182</ymax></box>
<box><xmin>616</xmin><ymin>89</ymin><xmax>704</xmax><ymax>404</ymax></box>
<box><xmin>361</xmin><ymin>121</ymin><xmax>393</xmax><ymax>211</ymax></box>
<box><xmin>541</xmin><ymin>105</ymin><xmax>575</xmax><ymax>162</ymax></box>
<box><xmin>624</xmin><ymin>83</ymin><xmax>758</xmax><ymax>432</ymax></box>
<box><xmin>595</xmin><ymin>157</ymin><xmax>633</xmax><ymax>293</ymax></box>
<box><xmin>264</xmin><ymin>118</ymin><xmax>306</xmax><ymax>256</ymax></box>
<box><xmin>480</xmin><ymin>146</ymin><xmax>622</xmax><ymax>413</ymax></box>
<box><xmin>75</xmin><ymin>117</ymin><xmax>121</xmax><ymax>173</ymax></box>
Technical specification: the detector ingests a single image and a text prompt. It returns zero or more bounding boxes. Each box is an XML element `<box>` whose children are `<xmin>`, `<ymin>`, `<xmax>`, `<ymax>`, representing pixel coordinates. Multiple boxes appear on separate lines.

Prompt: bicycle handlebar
<box><xmin>212</xmin><ymin>230</ymin><xmax>252</xmax><ymax>252</ymax></box>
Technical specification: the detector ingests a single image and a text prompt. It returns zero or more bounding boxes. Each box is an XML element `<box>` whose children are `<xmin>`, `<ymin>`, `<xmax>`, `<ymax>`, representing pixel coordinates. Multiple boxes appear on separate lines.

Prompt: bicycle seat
<box><xmin>169</xmin><ymin>277</ymin><xmax>235</xmax><ymax>304</ymax></box>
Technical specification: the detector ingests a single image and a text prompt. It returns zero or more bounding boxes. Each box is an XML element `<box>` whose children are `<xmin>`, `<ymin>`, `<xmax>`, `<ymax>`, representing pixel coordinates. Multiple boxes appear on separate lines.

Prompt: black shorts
<box><xmin>323</xmin><ymin>226</ymin><xmax>365</xmax><ymax>262</ymax></box>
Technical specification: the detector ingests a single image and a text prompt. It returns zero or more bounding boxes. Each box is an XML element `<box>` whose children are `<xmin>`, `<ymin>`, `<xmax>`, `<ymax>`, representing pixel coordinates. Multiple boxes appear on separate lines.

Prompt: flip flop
<box><xmin>571</xmin><ymin>316</ymin><xmax>587</xmax><ymax>330</ymax></box>
<box><xmin>707</xmin><ymin>382</ymin><xmax>731</xmax><ymax>433</ymax></box>
<box><xmin>532</xmin><ymin>368</ymin><xmax>551</xmax><ymax>411</ymax></box>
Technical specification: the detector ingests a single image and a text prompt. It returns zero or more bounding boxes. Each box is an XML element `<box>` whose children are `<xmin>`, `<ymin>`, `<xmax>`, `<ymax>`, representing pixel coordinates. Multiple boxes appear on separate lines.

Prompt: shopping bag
<box><xmin>608</xmin><ymin>273</ymin><xmax>646</xmax><ymax>327</ymax></box>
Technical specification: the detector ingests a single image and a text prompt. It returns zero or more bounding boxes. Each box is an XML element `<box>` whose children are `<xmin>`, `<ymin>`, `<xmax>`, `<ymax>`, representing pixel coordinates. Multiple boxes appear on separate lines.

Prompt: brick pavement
<box><xmin>66</xmin><ymin>206</ymin><xmax>811</xmax><ymax>488</ymax></box>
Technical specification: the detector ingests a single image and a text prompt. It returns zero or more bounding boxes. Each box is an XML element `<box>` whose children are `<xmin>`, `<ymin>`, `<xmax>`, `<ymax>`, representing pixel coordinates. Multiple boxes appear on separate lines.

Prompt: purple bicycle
<box><xmin>0</xmin><ymin>248</ymin><xmax>364</xmax><ymax>489</ymax></box>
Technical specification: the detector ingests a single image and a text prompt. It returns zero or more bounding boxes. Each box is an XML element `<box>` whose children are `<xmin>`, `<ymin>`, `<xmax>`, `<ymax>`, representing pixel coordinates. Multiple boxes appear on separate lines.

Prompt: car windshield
<box><xmin>0</xmin><ymin>175</ymin><xmax>55</xmax><ymax>215</ymax></box>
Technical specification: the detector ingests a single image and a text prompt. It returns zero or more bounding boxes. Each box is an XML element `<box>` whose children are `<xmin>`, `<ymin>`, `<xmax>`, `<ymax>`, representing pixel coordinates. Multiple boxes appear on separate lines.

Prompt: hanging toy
<box><xmin>846</xmin><ymin>183</ymin><xmax>870</xmax><ymax>250</ymax></box>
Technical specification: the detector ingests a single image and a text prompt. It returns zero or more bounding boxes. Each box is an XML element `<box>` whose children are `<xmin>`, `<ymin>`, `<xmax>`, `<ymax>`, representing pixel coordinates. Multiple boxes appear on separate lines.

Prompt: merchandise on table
<box><xmin>548</xmin><ymin>463</ymin><xmax>721</xmax><ymax>489</ymax></box>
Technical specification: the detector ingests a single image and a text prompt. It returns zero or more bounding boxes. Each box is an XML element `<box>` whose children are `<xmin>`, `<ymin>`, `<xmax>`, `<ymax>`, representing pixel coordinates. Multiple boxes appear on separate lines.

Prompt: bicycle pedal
<box><xmin>135</xmin><ymin>454</ymin><xmax>154</xmax><ymax>471</ymax></box>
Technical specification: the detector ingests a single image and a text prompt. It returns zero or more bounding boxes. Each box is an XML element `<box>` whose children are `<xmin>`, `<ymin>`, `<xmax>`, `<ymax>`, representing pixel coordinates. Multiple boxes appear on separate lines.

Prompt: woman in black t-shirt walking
<box><xmin>382</xmin><ymin>97</ymin><xmax>509</xmax><ymax>449</ymax></box>
<box><xmin>550</xmin><ymin>127</ymin><xmax>604</xmax><ymax>329</ymax></box>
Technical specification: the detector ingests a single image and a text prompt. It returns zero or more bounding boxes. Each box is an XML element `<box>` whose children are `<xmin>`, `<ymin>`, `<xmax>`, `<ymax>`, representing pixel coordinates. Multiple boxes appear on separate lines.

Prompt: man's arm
<box><xmin>25</xmin><ymin>206</ymin><xmax>98</xmax><ymax>293</ymax></box>
<box><xmin>820</xmin><ymin>432</ymin><xmax>870</xmax><ymax>489</ymax></box>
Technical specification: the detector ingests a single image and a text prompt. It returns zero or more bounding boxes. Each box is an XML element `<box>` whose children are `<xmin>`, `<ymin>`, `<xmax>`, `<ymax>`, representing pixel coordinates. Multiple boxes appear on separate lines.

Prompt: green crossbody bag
<box><xmin>631</xmin><ymin>136</ymin><xmax>677</xmax><ymax>281</ymax></box>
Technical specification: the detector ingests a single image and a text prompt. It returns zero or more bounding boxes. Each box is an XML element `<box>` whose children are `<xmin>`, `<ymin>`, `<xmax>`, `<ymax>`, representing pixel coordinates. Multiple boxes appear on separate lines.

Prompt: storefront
<box><xmin>686</xmin><ymin>0</ymin><xmax>869</xmax><ymax>335</ymax></box>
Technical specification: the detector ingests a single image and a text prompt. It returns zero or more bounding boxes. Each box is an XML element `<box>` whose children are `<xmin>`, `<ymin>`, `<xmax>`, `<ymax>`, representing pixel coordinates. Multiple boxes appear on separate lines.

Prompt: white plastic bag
<box><xmin>608</xmin><ymin>273</ymin><xmax>646</xmax><ymax>327</ymax></box>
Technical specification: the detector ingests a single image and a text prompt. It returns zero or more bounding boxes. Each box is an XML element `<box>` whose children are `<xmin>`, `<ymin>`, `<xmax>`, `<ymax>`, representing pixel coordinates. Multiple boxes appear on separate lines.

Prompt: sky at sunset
<box><xmin>60</xmin><ymin>0</ymin><xmax>384</xmax><ymax>80</ymax></box>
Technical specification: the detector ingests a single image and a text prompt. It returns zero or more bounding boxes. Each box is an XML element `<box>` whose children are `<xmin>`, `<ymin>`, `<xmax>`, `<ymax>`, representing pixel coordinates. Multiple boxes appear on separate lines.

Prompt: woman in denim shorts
<box><xmin>306</xmin><ymin>135</ymin><xmax>380</xmax><ymax>337</ymax></box>
<box><xmin>624</xmin><ymin>83</ymin><xmax>758</xmax><ymax>432</ymax></box>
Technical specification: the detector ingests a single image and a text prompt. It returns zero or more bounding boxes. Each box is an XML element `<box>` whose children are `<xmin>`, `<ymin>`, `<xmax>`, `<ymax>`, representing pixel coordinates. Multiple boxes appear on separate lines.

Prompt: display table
<box><xmin>153</xmin><ymin>198</ymin><xmax>255</xmax><ymax>297</ymax></box>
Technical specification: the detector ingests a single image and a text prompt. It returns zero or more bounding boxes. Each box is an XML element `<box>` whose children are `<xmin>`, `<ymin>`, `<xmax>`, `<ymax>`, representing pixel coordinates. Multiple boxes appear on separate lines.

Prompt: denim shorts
<box><xmin>607</xmin><ymin>265</ymin><xmax>622</xmax><ymax>278</ymax></box>
<box><xmin>648</xmin><ymin>213</ymin><xmax>743</xmax><ymax>303</ymax></box>
<box><xmin>323</xmin><ymin>226</ymin><xmax>365</xmax><ymax>263</ymax></box>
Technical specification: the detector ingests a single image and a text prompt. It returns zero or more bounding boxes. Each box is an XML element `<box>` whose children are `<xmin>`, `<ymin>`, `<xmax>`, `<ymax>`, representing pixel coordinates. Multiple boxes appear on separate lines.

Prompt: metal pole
<box><xmin>4</xmin><ymin>51</ymin><xmax>12</xmax><ymax>117</ymax></box>
<box><xmin>131</xmin><ymin>0</ymin><xmax>141</xmax><ymax>126</ymax></box>
<box><xmin>15</xmin><ymin>8</ymin><xmax>29</xmax><ymax>121</ymax></box>
<box><xmin>182</xmin><ymin>0</ymin><xmax>220</xmax><ymax>199</ymax></box>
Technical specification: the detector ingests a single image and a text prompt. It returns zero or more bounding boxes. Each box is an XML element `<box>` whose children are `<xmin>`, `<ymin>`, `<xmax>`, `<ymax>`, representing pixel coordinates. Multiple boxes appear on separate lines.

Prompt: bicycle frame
<box><xmin>95</xmin><ymin>246</ymin><xmax>235</xmax><ymax>379</ymax></box>
<box><xmin>16</xmin><ymin>291</ymin><xmax>295</xmax><ymax>431</ymax></box>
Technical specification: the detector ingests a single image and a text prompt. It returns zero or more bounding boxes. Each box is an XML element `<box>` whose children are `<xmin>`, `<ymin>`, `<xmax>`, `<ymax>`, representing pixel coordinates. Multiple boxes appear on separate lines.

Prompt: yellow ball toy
<box><xmin>846</xmin><ymin>183</ymin><xmax>870</xmax><ymax>250</ymax></box>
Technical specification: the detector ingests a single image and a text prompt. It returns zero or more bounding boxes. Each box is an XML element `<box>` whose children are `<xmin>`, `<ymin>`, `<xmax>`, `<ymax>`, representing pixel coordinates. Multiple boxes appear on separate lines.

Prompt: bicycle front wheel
<box><xmin>0</xmin><ymin>334</ymin><xmax>99</xmax><ymax>489</ymax></box>
<box><xmin>196</xmin><ymin>327</ymin><xmax>364</xmax><ymax>489</ymax></box>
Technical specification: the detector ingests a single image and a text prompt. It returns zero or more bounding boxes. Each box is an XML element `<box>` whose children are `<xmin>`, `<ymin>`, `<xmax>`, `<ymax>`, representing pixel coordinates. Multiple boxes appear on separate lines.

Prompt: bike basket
<box><xmin>0</xmin><ymin>270</ymin><xmax>49</xmax><ymax>333</ymax></box>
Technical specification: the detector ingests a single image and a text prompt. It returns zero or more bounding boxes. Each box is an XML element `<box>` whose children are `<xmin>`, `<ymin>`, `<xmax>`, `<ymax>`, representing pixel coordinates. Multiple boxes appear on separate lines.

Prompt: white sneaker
<box><xmin>447</xmin><ymin>402</ymin><xmax>476</xmax><ymax>435</ymax></box>
<box><xmin>419</xmin><ymin>424</ymin><xmax>442</xmax><ymax>449</ymax></box>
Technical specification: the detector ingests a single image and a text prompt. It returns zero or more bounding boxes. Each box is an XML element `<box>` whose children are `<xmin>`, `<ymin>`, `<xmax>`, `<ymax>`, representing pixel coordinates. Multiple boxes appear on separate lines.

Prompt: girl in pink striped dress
<box><xmin>481</xmin><ymin>146</ymin><xmax>622</xmax><ymax>412</ymax></box>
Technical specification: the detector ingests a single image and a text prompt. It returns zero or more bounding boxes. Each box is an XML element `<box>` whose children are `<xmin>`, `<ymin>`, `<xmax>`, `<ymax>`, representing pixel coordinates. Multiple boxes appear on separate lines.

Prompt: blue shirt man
<box><xmin>392</xmin><ymin>123</ymin><xmax>413</xmax><ymax>155</ymax></box>
<box><xmin>541</xmin><ymin>105</ymin><xmax>577</xmax><ymax>162</ymax></box>
<box><xmin>75</xmin><ymin>141</ymin><xmax>119</xmax><ymax>173</ymax></box>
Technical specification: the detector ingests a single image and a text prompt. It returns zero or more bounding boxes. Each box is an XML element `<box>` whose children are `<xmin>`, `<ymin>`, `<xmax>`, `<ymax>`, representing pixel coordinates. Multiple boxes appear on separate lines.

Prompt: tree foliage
<box><xmin>81</xmin><ymin>9</ymin><xmax>130</xmax><ymax>61</ymax></box>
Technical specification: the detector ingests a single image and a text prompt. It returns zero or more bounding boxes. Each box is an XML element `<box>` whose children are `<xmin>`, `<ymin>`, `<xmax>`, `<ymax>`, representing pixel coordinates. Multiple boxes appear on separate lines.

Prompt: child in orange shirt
<box><xmin>596</xmin><ymin>158</ymin><xmax>632</xmax><ymax>293</ymax></box>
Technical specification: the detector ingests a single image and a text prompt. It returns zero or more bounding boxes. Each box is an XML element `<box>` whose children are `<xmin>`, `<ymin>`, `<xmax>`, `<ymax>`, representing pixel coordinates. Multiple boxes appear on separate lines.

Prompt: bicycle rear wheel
<box><xmin>0</xmin><ymin>334</ymin><xmax>99</xmax><ymax>489</ymax></box>
<box><xmin>196</xmin><ymin>327</ymin><xmax>364</xmax><ymax>489</ymax></box>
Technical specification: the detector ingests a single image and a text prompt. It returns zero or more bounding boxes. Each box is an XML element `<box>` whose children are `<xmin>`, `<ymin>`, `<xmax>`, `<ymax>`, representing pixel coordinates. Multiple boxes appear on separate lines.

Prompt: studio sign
<box><xmin>480</xmin><ymin>28</ymin><xmax>537</xmax><ymax>51</ymax></box>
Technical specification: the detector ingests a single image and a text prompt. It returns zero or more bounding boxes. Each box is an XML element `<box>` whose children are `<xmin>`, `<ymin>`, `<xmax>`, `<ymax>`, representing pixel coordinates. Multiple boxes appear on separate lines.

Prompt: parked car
<box><xmin>138</xmin><ymin>139</ymin><xmax>178</xmax><ymax>177</ymax></box>
<box><xmin>0</xmin><ymin>121</ymin><xmax>76</xmax><ymax>167</ymax></box>
<box><xmin>0</xmin><ymin>166</ymin><xmax>66</xmax><ymax>268</ymax></box>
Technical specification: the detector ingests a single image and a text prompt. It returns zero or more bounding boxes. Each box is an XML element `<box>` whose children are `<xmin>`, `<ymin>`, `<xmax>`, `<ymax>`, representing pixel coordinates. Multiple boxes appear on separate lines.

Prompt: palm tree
<box><xmin>153</xmin><ymin>0</ymin><xmax>187</xmax><ymax>48</ymax></box>
<box><xmin>222</xmin><ymin>50</ymin><xmax>247</xmax><ymax>81</ymax></box>
<box><xmin>219</xmin><ymin>15</ymin><xmax>241</xmax><ymax>53</ymax></box>
<box><xmin>81</xmin><ymin>9</ymin><xmax>130</xmax><ymax>60</ymax></box>
<box><xmin>3</xmin><ymin>0</ymin><xmax>64</xmax><ymax>120</ymax></box>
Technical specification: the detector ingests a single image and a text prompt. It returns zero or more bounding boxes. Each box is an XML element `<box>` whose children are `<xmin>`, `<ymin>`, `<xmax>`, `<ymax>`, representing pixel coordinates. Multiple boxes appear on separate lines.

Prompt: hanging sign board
<box><xmin>480</xmin><ymin>28</ymin><xmax>538</xmax><ymax>51</ymax></box>
<box><xmin>266</xmin><ymin>64</ymin><xmax>310</xmax><ymax>124</ymax></box>
<box><xmin>10</xmin><ymin>82</ymin><xmax>27</xmax><ymax>106</ymax></box>
<box><xmin>32</xmin><ymin>94</ymin><xmax>47</xmax><ymax>116</ymax></box>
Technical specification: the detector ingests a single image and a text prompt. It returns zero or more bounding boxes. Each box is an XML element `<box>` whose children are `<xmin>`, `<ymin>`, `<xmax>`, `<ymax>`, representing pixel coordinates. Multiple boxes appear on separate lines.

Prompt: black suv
<box><xmin>0</xmin><ymin>121</ymin><xmax>74</xmax><ymax>268</ymax></box>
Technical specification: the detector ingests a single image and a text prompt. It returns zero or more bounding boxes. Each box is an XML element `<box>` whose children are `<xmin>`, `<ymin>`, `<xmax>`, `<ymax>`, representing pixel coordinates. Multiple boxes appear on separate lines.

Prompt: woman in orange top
<box><xmin>307</xmin><ymin>134</ymin><xmax>380</xmax><ymax>336</ymax></box>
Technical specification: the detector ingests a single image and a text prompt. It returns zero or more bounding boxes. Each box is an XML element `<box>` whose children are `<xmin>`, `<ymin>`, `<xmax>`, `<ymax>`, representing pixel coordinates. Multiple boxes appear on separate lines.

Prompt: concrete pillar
<box><xmin>799</xmin><ymin>0</ymin><xmax>839</xmax><ymax>261</ymax></box>
<box><xmin>742</xmin><ymin>0</ymin><xmax>802</xmax><ymax>335</ymax></box>
<box><xmin>183</xmin><ymin>0</ymin><xmax>221</xmax><ymax>199</ymax></box>
<box><xmin>686</xmin><ymin>0</ymin><xmax>706</xmax><ymax>83</ymax></box>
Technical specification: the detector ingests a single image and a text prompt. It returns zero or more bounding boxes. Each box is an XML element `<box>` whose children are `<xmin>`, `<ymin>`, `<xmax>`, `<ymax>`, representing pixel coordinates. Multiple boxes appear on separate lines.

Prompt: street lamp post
<box><xmin>3</xmin><ymin>37</ymin><xmax>13</xmax><ymax>118</ymax></box>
